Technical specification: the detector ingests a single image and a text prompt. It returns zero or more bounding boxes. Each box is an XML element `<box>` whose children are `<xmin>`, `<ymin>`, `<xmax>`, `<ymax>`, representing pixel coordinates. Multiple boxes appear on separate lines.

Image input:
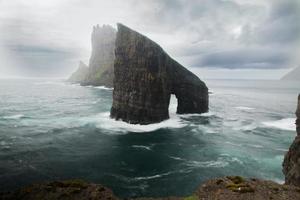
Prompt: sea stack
<box><xmin>68</xmin><ymin>25</ymin><xmax>116</xmax><ymax>87</ymax></box>
<box><xmin>283</xmin><ymin>94</ymin><xmax>300</xmax><ymax>186</ymax></box>
<box><xmin>81</xmin><ymin>24</ymin><xmax>116</xmax><ymax>87</ymax></box>
<box><xmin>110</xmin><ymin>24</ymin><xmax>208</xmax><ymax>125</ymax></box>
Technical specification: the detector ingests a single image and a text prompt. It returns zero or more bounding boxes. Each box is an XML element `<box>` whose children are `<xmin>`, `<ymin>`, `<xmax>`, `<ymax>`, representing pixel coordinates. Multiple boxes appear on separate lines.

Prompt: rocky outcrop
<box><xmin>0</xmin><ymin>180</ymin><xmax>119</xmax><ymax>200</ymax></box>
<box><xmin>68</xmin><ymin>61</ymin><xmax>88</xmax><ymax>83</ymax></box>
<box><xmin>195</xmin><ymin>176</ymin><xmax>300</xmax><ymax>200</ymax></box>
<box><xmin>68</xmin><ymin>25</ymin><xmax>116</xmax><ymax>87</ymax></box>
<box><xmin>2</xmin><ymin>177</ymin><xmax>300</xmax><ymax>200</ymax></box>
<box><xmin>110</xmin><ymin>24</ymin><xmax>208</xmax><ymax>124</ymax></box>
<box><xmin>283</xmin><ymin>94</ymin><xmax>300</xmax><ymax>186</ymax></box>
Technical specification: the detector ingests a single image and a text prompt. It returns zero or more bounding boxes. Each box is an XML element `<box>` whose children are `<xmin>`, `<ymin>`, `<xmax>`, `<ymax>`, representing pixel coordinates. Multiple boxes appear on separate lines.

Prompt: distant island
<box><xmin>281</xmin><ymin>66</ymin><xmax>300</xmax><ymax>81</ymax></box>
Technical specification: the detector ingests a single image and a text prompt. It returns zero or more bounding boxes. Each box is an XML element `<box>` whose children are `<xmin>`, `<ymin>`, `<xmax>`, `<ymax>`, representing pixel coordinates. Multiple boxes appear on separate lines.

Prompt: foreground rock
<box><xmin>111</xmin><ymin>24</ymin><xmax>208</xmax><ymax>124</ymax></box>
<box><xmin>195</xmin><ymin>176</ymin><xmax>300</xmax><ymax>200</ymax></box>
<box><xmin>0</xmin><ymin>180</ymin><xmax>119</xmax><ymax>200</ymax></box>
<box><xmin>283</xmin><ymin>94</ymin><xmax>300</xmax><ymax>186</ymax></box>
<box><xmin>68</xmin><ymin>24</ymin><xmax>116</xmax><ymax>87</ymax></box>
<box><xmin>2</xmin><ymin>177</ymin><xmax>300</xmax><ymax>200</ymax></box>
<box><xmin>68</xmin><ymin>61</ymin><xmax>88</xmax><ymax>83</ymax></box>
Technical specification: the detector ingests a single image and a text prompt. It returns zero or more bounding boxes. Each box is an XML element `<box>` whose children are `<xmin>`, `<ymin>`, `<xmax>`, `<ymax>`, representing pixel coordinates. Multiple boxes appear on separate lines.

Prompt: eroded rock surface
<box><xmin>2</xmin><ymin>177</ymin><xmax>300</xmax><ymax>200</ymax></box>
<box><xmin>0</xmin><ymin>180</ymin><xmax>119</xmax><ymax>200</ymax></box>
<box><xmin>110</xmin><ymin>24</ymin><xmax>208</xmax><ymax>124</ymax></box>
<box><xmin>195</xmin><ymin>176</ymin><xmax>300</xmax><ymax>200</ymax></box>
<box><xmin>283</xmin><ymin>94</ymin><xmax>300</xmax><ymax>186</ymax></box>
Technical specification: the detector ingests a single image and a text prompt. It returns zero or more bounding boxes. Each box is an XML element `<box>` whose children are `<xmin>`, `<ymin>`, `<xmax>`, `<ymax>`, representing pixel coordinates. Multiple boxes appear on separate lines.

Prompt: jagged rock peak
<box><xmin>283</xmin><ymin>94</ymin><xmax>300</xmax><ymax>186</ymax></box>
<box><xmin>80</xmin><ymin>24</ymin><xmax>116</xmax><ymax>87</ymax></box>
<box><xmin>110</xmin><ymin>23</ymin><xmax>208</xmax><ymax>125</ymax></box>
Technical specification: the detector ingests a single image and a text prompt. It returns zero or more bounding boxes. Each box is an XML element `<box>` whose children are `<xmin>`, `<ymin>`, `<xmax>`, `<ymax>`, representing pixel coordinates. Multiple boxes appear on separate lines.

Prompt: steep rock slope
<box><xmin>283</xmin><ymin>94</ymin><xmax>300</xmax><ymax>186</ymax></box>
<box><xmin>68</xmin><ymin>61</ymin><xmax>88</xmax><ymax>83</ymax></box>
<box><xmin>110</xmin><ymin>24</ymin><xmax>208</xmax><ymax>124</ymax></box>
<box><xmin>68</xmin><ymin>25</ymin><xmax>116</xmax><ymax>87</ymax></box>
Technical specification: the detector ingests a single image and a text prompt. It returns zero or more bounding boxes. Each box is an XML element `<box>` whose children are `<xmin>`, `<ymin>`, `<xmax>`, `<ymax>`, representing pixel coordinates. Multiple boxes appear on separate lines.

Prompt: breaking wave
<box><xmin>262</xmin><ymin>118</ymin><xmax>296</xmax><ymax>131</ymax></box>
<box><xmin>2</xmin><ymin>114</ymin><xmax>25</xmax><ymax>119</ymax></box>
<box><xmin>235</xmin><ymin>106</ymin><xmax>255</xmax><ymax>110</ymax></box>
<box><xmin>131</xmin><ymin>145</ymin><xmax>152</xmax><ymax>151</ymax></box>
<box><xmin>75</xmin><ymin>112</ymin><xmax>187</xmax><ymax>133</ymax></box>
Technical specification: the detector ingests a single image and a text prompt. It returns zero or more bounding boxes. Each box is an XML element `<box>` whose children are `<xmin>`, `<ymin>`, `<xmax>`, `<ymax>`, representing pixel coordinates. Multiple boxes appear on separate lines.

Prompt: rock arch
<box><xmin>110</xmin><ymin>24</ymin><xmax>208</xmax><ymax>125</ymax></box>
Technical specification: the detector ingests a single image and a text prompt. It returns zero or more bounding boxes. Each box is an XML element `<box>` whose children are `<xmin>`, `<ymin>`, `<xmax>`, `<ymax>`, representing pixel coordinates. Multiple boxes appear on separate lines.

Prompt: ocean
<box><xmin>0</xmin><ymin>78</ymin><xmax>299</xmax><ymax>197</ymax></box>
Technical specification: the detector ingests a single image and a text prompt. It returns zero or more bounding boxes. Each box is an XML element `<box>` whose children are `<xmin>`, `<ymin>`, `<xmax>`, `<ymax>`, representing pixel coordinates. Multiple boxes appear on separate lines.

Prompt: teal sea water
<box><xmin>0</xmin><ymin>79</ymin><xmax>299</xmax><ymax>197</ymax></box>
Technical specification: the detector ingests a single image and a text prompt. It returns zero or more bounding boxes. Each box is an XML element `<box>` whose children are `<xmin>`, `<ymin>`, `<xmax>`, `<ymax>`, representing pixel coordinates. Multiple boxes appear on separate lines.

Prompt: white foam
<box><xmin>79</xmin><ymin>112</ymin><xmax>187</xmax><ymax>133</ymax></box>
<box><xmin>186</xmin><ymin>159</ymin><xmax>229</xmax><ymax>168</ymax></box>
<box><xmin>133</xmin><ymin>172</ymin><xmax>172</xmax><ymax>180</ymax></box>
<box><xmin>246</xmin><ymin>144</ymin><xmax>264</xmax><ymax>148</ymax></box>
<box><xmin>131</xmin><ymin>145</ymin><xmax>152</xmax><ymax>151</ymax></box>
<box><xmin>169</xmin><ymin>156</ymin><xmax>185</xmax><ymax>161</ymax></box>
<box><xmin>3</xmin><ymin>114</ymin><xmax>24</xmax><ymax>119</ymax></box>
<box><xmin>94</xmin><ymin>86</ymin><xmax>113</xmax><ymax>90</ymax></box>
<box><xmin>179</xmin><ymin>112</ymin><xmax>215</xmax><ymax>118</ymax></box>
<box><xmin>233</xmin><ymin>123</ymin><xmax>258</xmax><ymax>131</ymax></box>
<box><xmin>235</xmin><ymin>106</ymin><xmax>255</xmax><ymax>110</ymax></box>
<box><xmin>262</xmin><ymin>118</ymin><xmax>296</xmax><ymax>131</ymax></box>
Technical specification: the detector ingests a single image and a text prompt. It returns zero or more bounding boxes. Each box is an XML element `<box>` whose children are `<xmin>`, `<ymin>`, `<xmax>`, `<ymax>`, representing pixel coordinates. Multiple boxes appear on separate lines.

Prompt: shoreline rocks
<box><xmin>0</xmin><ymin>180</ymin><xmax>119</xmax><ymax>200</ymax></box>
<box><xmin>2</xmin><ymin>177</ymin><xmax>300</xmax><ymax>200</ymax></box>
<box><xmin>110</xmin><ymin>24</ymin><xmax>208</xmax><ymax>124</ymax></box>
<box><xmin>283</xmin><ymin>94</ymin><xmax>300</xmax><ymax>186</ymax></box>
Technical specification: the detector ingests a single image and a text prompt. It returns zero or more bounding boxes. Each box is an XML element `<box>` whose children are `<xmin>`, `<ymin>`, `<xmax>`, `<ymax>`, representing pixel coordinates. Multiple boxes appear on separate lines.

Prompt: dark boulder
<box><xmin>0</xmin><ymin>180</ymin><xmax>119</xmax><ymax>200</ymax></box>
<box><xmin>110</xmin><ymin>24</ymin><xmax>208</xmax><ymax>124</ymax></box>
<box><xmin>283</xmin><ymin>94</ymin><xmax>300</xmax><ymax>186</ymax></box>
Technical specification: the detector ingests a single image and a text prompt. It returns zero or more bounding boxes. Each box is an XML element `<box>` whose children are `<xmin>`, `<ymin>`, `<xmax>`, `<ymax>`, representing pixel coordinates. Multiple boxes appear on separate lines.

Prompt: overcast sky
<box><xmin>0</xmin><ymin>0</ymin><xmax>299</xmax><ymax>79</ymax></box>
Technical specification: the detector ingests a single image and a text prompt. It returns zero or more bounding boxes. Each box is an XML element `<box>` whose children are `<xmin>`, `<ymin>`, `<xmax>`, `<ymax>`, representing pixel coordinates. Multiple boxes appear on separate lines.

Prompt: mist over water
<box><xmin>0</xmin><ymin>79</ymin><xmax>299</xmax><ymax>197</ymax></box>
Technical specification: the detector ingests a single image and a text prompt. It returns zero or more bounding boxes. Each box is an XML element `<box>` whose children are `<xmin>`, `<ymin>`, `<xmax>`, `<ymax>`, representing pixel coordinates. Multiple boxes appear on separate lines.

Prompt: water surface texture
<box><xmin>0</xmin><ymin>79</ymin><xmax>299</xmax><ymax>197</ymax></box>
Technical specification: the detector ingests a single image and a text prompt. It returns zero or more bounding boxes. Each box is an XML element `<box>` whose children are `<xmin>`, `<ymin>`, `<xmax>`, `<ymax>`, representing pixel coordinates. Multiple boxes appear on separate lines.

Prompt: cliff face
<box><xmin>68</xmin><ymin>61</ymin><xmax>88</xmax><ymax>83</ymax></box>
<box><xmin>68</xmin><ymin>25</ymin><xmax>116</xmax><ymax>87</ymax></box>
<box><xmin>110</xmin><ymin>24</ymin><xmax>208</xmax><ymax>125</ymax></box>
<box><xmin>283</xmin><ymin>94</ymin><xmax>300</xmax><ymax>186</ymax></box>
<box><xmin>81</xmin><ymin>25</ymin><xmax>116</xmax><ymax>87</ymax></box>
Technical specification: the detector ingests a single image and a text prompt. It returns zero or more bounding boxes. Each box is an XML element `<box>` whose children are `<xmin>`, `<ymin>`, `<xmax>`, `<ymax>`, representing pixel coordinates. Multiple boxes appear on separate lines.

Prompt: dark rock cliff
<box><xmin>68</xmin><ymin>61</ymin><xmax>88</xmax><ymax>83</ymax></box>
<box><xmin>283</xmin><ymin>94</ymin><xmax>300</xmax><ymax>186</ymax></box>
<box><xmin>81</xmin><ymin>24</ymin><xmax>116</xmax><ymax>87</ymax></box>
<box><xmin>110</xmin><ymin>24</ymin><xmax>208</xmax><ymax>124</ymax></box>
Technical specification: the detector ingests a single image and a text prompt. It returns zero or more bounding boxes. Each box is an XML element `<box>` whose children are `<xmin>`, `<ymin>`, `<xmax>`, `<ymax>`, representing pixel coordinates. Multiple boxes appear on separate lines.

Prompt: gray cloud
<box><xmin>0</xmin><ymin>0</ymin><xmax>299</xmax><ymax>77</ymax></box>
<box><xmin>198</xmin><ymin>47</ymin><xmax>290</xmax><ymax>69</ymax></box>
